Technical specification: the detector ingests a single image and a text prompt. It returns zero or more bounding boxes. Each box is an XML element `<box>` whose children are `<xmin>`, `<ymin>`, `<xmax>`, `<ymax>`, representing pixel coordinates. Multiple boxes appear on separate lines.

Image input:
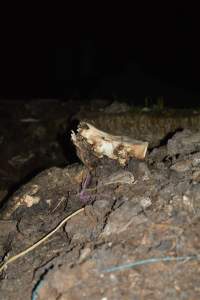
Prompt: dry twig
<box><xmin>0</xmin><ymin>208</ymin><xmax>84</xmax><ymax>273</ymax></box>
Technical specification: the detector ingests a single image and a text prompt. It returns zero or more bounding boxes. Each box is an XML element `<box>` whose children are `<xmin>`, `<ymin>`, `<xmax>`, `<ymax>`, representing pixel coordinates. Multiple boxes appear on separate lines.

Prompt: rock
<box><xmin>140</xmin><ymin>197</ymin><xmax>152</xmax><ymax>209</ymax></box>
<box><xmin>148</xmin><ymin>145</ymin><xmax>168</xmax><ymax>162</ymax></box>
<box><xmin>98</xmin><ymin>171</ymin><xmax>135</xmax><ymax>186</ymax></box>
<box><xmin>167</xmin><ymin>130</ymin><xmax>200</xmax><ymax>156</ymax></box>
<box><xmin>182</xmin><ymin>195</ymin><xmax>195</xmax><ymax>214</ymax></box>
<box><xmin>101</xmin><ymin>198</ymin><xmax>146</xmax><ymax>236</ymax></box>
<box><xmin>170</xmin><ymin>159</ymin><xmax>192</xmax><ymax>172</ymax></box>
<box><xmin>137</xmin><ymin>162</ymin><xmax>151</xmax><ymax>180</ymax></box>
<box><xmin>192</xmin><ymin>170</ymin><xmax>200</xmax><ymax>182</ymax></box>
<box><xmin>78</xmin><ymin>247</ymin><xmax>92</xmax><ymax>263</ymax></box>
<box><xmin>191</xmin><ymin>152</ymin><xmax>200</xmax><ymax>167</ymax></box>
<box><xmin>103</xmin><ymin>101</ymin><xmax>131</xmax><ymax>113</ymax></box>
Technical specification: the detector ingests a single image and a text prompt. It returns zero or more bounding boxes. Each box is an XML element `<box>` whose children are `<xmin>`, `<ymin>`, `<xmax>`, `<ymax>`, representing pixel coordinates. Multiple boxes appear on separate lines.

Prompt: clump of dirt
<box><xmin>1</xmin><ymin>128</ymin><xmax>200</xmax><ymax>299</ymax></box>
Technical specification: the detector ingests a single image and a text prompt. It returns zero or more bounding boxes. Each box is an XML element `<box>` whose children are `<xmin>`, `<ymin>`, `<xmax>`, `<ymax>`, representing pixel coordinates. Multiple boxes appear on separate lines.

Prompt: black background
<box><xmin>1</xmin><ymin>4</ymin><xmax>200</xmax><ymax>106</ymax></box>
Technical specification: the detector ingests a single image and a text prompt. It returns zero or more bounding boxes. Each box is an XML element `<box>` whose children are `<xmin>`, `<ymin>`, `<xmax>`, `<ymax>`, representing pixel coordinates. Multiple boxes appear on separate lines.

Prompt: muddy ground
<box><xmin>1</xmin><ymin>99</ymin><xmax>200</xmax><ymax>299</ymax></box>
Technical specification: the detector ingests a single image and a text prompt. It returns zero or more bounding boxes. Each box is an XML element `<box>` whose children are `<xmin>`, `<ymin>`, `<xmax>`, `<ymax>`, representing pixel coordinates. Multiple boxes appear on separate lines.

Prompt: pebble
<box><xmin>170</xmin><ymin>160</ymin><xmax>192</xmax><ymax>172</ymax></box>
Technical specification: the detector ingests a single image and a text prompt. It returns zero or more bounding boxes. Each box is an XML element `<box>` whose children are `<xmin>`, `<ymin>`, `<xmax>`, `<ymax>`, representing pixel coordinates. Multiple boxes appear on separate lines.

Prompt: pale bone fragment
<box><xmin>22</xmin><ymin>195</ymin><xmax>40</xmax><ymax>207</ymax></box>
<box><xmin>71</xmin><ymin>122</ymin><xmax>148</xmax><ymax>166</ymax></box>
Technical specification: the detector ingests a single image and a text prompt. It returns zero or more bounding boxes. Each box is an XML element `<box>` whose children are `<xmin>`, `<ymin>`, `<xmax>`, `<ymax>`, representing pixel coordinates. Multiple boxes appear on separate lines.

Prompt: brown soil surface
<box><xmin>1</xmin><ymin>99</ymin><xmax>200</xmax><ymax>299</ymax></box>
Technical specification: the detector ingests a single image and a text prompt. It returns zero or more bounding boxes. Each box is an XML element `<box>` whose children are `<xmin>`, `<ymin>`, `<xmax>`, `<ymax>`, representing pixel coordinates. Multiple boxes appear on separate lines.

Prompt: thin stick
<box><xmin>0</xmin><ymin>207</ymin><xmax>84</xmax><ymax>273</ymax></box>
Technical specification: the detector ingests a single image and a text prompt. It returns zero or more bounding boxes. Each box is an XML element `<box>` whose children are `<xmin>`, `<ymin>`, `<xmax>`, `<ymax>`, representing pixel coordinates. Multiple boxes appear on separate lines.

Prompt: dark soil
<box><xmin>0</xmin><ymin>99</ymin><xmax>200</xmax><ymax>299</ymax></box>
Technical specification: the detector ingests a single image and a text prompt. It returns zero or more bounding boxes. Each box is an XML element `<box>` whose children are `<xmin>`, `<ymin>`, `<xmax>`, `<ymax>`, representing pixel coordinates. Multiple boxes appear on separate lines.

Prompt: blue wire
<box><xmin>102</xmin><ymin>255</ymin><xmax>199</xmax><ymax>273</ymax></box>
<box><xmin>31</xmin><ymin>255</ymin><xmax>199</xmax><ymax>299</ymax></box>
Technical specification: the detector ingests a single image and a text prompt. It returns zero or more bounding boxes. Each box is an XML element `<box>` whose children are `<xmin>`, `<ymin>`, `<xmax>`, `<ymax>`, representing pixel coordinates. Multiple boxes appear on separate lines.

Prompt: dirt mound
<box><xmin>1</xmin><ymin>129</ymin><xmax>200</xmax><ymax>299</ymax></box>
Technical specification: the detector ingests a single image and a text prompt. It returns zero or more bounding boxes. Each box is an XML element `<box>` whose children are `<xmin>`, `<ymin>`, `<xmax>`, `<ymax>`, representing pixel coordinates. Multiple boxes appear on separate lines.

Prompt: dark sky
<box><xmin>1</xmin><ymin>5</ymin><xmax>200</xmax><ymax>103</ymax></box>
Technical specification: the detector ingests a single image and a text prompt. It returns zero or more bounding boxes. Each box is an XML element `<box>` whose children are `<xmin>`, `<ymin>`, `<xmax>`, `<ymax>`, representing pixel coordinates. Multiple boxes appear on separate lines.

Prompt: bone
<box><xmin>71</xmin><ymin>122</ymin><xmax>148</xmax><ymax>166</ymax></box>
